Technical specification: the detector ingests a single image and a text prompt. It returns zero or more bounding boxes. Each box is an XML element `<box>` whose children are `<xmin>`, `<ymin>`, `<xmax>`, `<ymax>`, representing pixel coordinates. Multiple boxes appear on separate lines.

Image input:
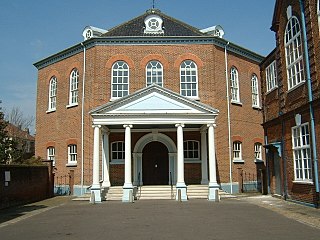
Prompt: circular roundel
<box><xmin>148</xmin><ymin>18</ymin><xmax>160</xmax><ymax>30</ymax></box>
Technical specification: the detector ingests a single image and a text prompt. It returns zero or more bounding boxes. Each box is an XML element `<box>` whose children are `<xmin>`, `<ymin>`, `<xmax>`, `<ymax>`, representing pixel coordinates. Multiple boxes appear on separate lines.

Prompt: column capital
<box><xmin>92</xmin><ymin>124</ymin><xmax>101</xmax><ymax>129</ymax></box>
<box><xmin>207</xmin><ymin>123</ymin><xmax>216</xmax><ymax>128</ymax></box>
<box><xmin>123</xmin><ymin>124</ymin><xmax>133</xmax><ymax>129</ymax></box>
<box><xmin>175</xmin><ymin>123</ymin><xmax>185</xmax><ymax>128</ymax></box>
<box><xmin>101</xmin><ymin>126</ymin><xmax>110</xmax><ymax>134</ymax></box>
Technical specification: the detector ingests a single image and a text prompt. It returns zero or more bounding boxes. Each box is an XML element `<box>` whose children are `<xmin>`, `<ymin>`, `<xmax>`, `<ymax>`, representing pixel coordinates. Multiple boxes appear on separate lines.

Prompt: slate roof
<box><xmin>101</xmin><ymin>9</ymin><xmax>204</xmax><ymax>37</ymax></box>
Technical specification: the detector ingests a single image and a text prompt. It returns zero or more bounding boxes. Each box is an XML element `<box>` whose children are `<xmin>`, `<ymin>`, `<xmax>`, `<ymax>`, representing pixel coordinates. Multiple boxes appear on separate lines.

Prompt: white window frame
<box><xmin>251</xmin><ymin>74</ymin><xmax>260</xmax><ymax>108</ymax></box>
<box><xmin>67</xmin><ymin>144</ymin><xmax>77</xmax><ymax>165</ymax></box>
<box><xmin>146</xmin><ymin>61</ymin><xmax>163</xmax><ymax>87</ymax></box>
<box><xmin>233</xmin><ymin>141</ymin><xmax>243</xmax><ymax>163</ymax></box>
<box><xmin>48</xmin><ymin>76</ymin><xmax>57</xmax><ymax>112</ymax></box>
<box><xmin>265</xmin><ymin>60</ymin><xmax>278</xmax><ymax>92</ymax></box>
<box><xmin>111</xmin><ymin>141</ymin><xmax>125</xmax><ymax>164</ymax></box>
<box><xmin>254</xmin><ymin>143</ymin><xmax>263</xmax><ymax>162</ymax></box>
<box><xmin>230</xmin><ymin>67</ymin><xmax>240</xmax><ymax>103</ymax></box>
<box><xmin>47</xmin><ymin>147</ymin><xmax>55</xmax><ymax>166</ymax></box>
<box><xmin>180</xmin><ymin>60</ymin><xmax>198</xmax><ymax>98</ymax></box>
<box><xmin>111</xmin><ymin>61</ymin><xmax>129</xmax><ymax>99</ymax></box>
<box><xmin>183</xmin><ymin>140</ymin><xmax>200</xmax><ymax>162</ymax></box>
<box><xmin>68</xmin><ymin>69</ymin><xmax>79</xmax><ymax>106</ymax></box>
<box><xmin>292</xmin><ymin>123</ymin><xmax>312</xmax><ymax>182</ymax></box>
<box><xmin>285</xmin><ymin>16</ymin><xmax>305</xmax><ymax>90</ymax></box>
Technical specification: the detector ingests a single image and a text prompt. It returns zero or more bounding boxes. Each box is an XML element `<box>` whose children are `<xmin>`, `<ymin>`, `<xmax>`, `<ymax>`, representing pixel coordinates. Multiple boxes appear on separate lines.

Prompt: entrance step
<box><xmin>136</xmin><ymin>185</ymin><xmax>176</xmax><ymax>200</ymax></box>
<box><xmin>105</xmin><ymin>186</ymin><xmax>123</xmax><ymax>201</ymax></box>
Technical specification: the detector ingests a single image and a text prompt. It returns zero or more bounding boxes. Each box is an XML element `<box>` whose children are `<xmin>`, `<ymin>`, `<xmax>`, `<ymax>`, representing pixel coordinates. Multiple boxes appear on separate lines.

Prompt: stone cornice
<box><xmin>33</xmin><ymin>36</ymin><xmax>265</xmax><ymax>70</ymax></box>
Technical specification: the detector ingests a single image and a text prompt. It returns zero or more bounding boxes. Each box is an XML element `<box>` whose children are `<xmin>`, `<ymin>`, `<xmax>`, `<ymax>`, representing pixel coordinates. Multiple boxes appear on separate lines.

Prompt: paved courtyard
<box><xmin>0</xmin><ymin>196</ymin><xmax>320</xmax><ymax>240</ymax></box>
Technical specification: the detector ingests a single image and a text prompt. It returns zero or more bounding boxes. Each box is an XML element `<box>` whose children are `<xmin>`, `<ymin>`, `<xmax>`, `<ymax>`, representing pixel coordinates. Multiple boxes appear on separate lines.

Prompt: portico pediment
<box><xmin>90</xmin><ymin>85</ymin><xmax>219</xmax><ymax>125</ymax></box>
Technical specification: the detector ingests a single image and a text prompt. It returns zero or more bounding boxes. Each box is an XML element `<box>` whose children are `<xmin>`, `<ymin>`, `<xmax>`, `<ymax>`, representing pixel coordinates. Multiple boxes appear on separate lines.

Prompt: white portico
<box><xmin>89</xmin><ymin>85</ymin><xmax>219</xmax><ymax>202</ymax></box>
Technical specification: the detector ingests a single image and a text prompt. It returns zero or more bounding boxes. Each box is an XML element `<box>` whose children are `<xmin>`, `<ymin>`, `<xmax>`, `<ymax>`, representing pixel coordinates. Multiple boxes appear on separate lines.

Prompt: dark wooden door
<box><xmin>142</xmin><ymin>141</ymin><xmax>169</xmax><ymax>185</ymax></box>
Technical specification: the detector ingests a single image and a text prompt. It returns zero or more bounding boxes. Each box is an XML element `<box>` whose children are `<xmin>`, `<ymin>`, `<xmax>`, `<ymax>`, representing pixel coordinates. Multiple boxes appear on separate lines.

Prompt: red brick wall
<box><xmin>35</xmin><ymin>42</ymin><xmax>264</xmax><ymax>188</ymax></box>
<box><xmin>0</xmin><ymin>165</ymin><xmax>52</xmax><ymax>209</ymax></box>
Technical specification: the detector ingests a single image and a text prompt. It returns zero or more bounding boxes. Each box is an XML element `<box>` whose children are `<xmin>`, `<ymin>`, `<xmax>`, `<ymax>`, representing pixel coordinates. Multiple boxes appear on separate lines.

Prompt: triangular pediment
<box><xmin>90</xmin><ymin>85</ymin><xmax>219</xmax><ymax>126</ymax></box>
<box><xmin>90</xmin><ymin>85</ymin><xmax>218</xmax><ymax>116</ymax></box>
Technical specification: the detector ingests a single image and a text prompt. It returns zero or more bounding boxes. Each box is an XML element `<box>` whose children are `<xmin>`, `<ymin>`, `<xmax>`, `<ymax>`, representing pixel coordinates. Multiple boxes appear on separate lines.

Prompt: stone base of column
<box><xmin>100</xmin><ymin>186</ymin><xmax>109</xmax><ymax>201</ymax></box>
<box><xmin>176</xmin><ymin>183</ymin><xmax>188</xmax><ymax>201</ymax></box>
<box><xmin>90</xmin><ymin>188</ymin><xmax>102</xmax><ymax>203</ymax></box>
<box><xmin>208</xmin><ymin>183</ymin><xmax>220</xmax><ymax>202</ymax></box>
<box><xmin>122</xmin><ymin>184</ymin><xmax>134</xmax><ymax>203</ymax></box>
<box><xmin>201</xmin><ymin>179</ymin><xmax>209</xmax><ymax>185</ymax></box>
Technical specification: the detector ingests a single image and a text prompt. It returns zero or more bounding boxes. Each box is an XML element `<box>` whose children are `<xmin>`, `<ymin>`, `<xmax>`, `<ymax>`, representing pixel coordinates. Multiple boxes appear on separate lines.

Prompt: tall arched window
<box><xmin>230</xmin><ymin>67</ymin><xmax>240</xmax><ymax>102</ymax></box>
<box><xmin>146</xmin><ymin>61</ymin><xmax>163</xmax><ymax>87</ymax></box>
<box><xmin>69</xmin><ymin>69</ymin><xmax>79</xmax><ymax>105</ymax></box>
<box><xmin>48</xmin><ymin>76</ymin><xmax>57</xmax><ymax>111</ymax></box>
<box><xmin>180</xmin><ymin>60</ymin><xmax>198</xmax><ymax>98</ymax></box>
<box><xmin>251</xmin><ymin>74</ymin><xmax>259</xmax><ymax>108</ymax></box>
<box><xmin>285</xmin><ymin>16</ymin><xmax>305</xmax><ymax>89</ymax></box>
<box><xmin>111</xmin><ymin>61</ymin><xmax>129</xmax><ymax>99</ymax></box>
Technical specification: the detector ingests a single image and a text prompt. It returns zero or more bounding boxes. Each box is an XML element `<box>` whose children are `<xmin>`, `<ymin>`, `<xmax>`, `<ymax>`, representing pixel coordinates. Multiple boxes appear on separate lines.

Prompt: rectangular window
<box><xmin>265</xmin><ymin>61</ymin><xmax>277</xmax><ymax>92</ymax></box>
<box><xmin>292</xmin><ymin>123</ymin><xmax>312</xmax><ymax>182</ymax></box>
<box><xmin>111</xmin><ymin>141</ymin><xmax>125</xmax><ymax>164</ymax></box>
<box><xmin>233</xmin><ymin>141</ymin><xmax>243</xmax><ymax>162</ymax></box>
<box><xmin>183</xmin><ymin>140</ymin><xmax>200</xmax><ymax>161</ymax></box>
<box><xmin>47</xmin><ymin>147</ymin><xmax>55</xmax><ymax>166</ymax></box>
<box><xmin>68</xmin><ymin>144</ymin><xmax>77</xmax><ymax>164</ymax></box>
<box><xmin>254</xmin><ymin>143</ymin><xmax>262</xmax><ymax>160</ymax></box>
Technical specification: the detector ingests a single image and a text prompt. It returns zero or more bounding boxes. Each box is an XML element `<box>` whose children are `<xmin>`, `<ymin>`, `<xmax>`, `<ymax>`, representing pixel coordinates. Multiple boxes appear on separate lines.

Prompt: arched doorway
<box><xmin>142</xmin><ymin>141</ymin><xmax>169</xmax><ymax>185</ymax></box>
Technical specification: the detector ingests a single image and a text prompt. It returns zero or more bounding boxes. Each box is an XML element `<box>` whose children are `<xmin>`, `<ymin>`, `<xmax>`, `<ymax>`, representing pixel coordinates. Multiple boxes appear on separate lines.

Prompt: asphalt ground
<box><xmin>0</xmin><ymin>195</ymin><xmax>319</xmax><ymax>240</ymax></box>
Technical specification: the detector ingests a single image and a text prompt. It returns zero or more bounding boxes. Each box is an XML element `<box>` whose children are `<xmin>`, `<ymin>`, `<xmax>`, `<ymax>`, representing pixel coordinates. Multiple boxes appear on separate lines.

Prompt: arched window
<box><xmin>230</xmin><ymin>67</ymin><xmax>240</xmax><ymax>102</ymax></box>
<box><xmin>251</xmin><ymin>74</ymin><xmax>259</xmax><ymax>108</ymax></box>
<box><xmin>69</xmin><ymin>69</ymin><xmax>79</xmax><ymax>105</ymax></box>
<box><xmin>111</xmin><ymin>61</ymin><xmax>129</xmax><ymax>99</ymax></box>
<box><xmin>180</xmin><ymin>60</ymin><xmax>198</xmax><ymax>98</ymax></box>
<box><xmin>48</xmin><ymin>76</ymin><xmax>57</xmax><ymax>111</ymax></box>
<box><xmin>146</xmin><ymin>61</ymin><xmax>163</xmax><ymax>87</ymax></box>
<box><xmin>285</xmin><ymin>16</ymin><xmax>305</xmax><ymax>89</ymax></box>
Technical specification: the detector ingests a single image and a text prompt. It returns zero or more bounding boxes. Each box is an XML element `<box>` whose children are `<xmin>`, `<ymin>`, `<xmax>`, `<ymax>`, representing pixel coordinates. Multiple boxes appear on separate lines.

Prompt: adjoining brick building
<box><xmin>34</xmin><ymin>9</ymin><xmax>265</xmax><ymax>201</ymax></box>
<box><xmin>261</xmin><ymin>0</ymin><xmax>320</xmax><ymax>207</ymax></box>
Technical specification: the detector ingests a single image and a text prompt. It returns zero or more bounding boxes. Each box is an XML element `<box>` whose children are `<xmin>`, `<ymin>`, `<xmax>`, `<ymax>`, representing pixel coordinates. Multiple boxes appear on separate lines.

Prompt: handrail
<box><xmin>170</xmin><ymin>171</ymin><xmax>174</xmax><ymax>199</ymax></box>
<box><xmin>137</xmin><ymin>172</ymin><xmax>141</xmax><ymax>200</ymax></box>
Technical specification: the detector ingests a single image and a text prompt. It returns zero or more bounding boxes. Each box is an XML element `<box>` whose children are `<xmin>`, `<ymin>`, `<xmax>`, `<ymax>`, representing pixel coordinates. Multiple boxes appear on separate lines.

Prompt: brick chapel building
<box><xmin>34</xmin><ymin>9</ymin><xmax>265</xmax><ymax>201</ymax></box>
<box><xmin>260</xmin><ymin>0</ymin><xmax>320</xmax><ymax>207</ymax></box>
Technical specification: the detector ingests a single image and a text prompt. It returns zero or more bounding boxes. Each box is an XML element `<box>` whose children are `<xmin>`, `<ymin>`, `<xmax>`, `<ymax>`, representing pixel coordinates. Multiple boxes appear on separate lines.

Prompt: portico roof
<box><xmin>90</xmin><ymin>84</ymin><xmax>219</xmax><ymax>127</ymax></box>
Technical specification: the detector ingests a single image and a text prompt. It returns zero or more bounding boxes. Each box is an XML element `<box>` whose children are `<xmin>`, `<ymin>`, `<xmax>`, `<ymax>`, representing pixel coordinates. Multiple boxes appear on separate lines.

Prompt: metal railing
<box><xmin>170</xmin><ymin>171</ymin><xmax>174</xmax><ymax>199</ymax></box>
<box><xmin>54</xmin><ymin>175</ymin><xmax>71</xmax><ymax>195</ymax></box>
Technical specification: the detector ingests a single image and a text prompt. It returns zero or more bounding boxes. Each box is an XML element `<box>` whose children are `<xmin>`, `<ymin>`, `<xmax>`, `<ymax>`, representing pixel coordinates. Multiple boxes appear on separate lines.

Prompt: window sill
<box><xmin>66</xmin><ymin>103</ymin><xmax>78</xmax><ymax>109</ymax></box>
<box><xmin>66</xmin><ymin>162</ymin><xmax>77</xmax><ymax>167</ymax></box>
<box><xmin>231</xmin><ymin>101</ymin><xmax>242</xmax><ymax>106</ymax></box>
<box><xmin>293</xmin><ymin>180</ymin><xmax>313</xmax><ymax>185</ymax></box>
<box><xmin>46</xmin><ymin>109</ymin><xmax>56</xmax><ymax>114</ymax></box>
<box><xmin>184</xmin><ymin>159</ymin><xmax>201</xmax><ymax>163</ymax></box>
<box><xmin>252</xmin><ymin>106</ymin><xmax>262</xmax><ymax>110</ymax></box>
<box><xmin>265</xmin><ymin>86</ymin><xmax>278</xmax><ymax>95</ymax></box>
<box><xmin>287</xmin><ymin>81</ymin><xmax>305</xmax><ymax>93</ymax></box>
<box><xmin>254</xmin><ymin>159</ymin><xmax>264</xmax><ymax>163</ymax></box>
<box><xmin>110</xmin><ymin>160</ymin><xmax>125</xmax><ymax>165</ymax></box>
<box><xmin>233</xmin><ymin>159</ymin><xmax>244</xmax><ymax>163</ymax></box>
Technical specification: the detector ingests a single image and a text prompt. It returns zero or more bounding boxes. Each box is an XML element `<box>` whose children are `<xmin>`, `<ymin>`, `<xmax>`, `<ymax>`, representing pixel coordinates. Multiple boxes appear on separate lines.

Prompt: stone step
<box><xmin>74</xmin><ymin>185</ymin><xmax>231</xmax><ymax>201</ymax></box>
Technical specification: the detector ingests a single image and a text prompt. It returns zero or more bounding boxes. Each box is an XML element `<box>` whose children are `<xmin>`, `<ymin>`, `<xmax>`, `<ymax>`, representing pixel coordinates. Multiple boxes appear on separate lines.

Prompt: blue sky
<box><xmin>0</xmin><ymin>0</ymin><xmax>276</xmax><ymax>133</ymax></box>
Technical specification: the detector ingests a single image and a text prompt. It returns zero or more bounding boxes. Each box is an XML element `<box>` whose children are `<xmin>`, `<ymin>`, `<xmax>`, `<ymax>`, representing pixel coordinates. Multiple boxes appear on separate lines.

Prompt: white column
<box><xmin>208</xmin><ymin>123</ymin><xmax>219</xmax><ymax>201</ymax></box>
<box><xmin>175</xmin><ymin>123</ymin><xmax>187</xmax><ymax>201</ymax></box>
<box><xmin>102</xmin><ymin>130</ymin><xmax>110</xmax><ymax>188</ymax></box>
<box><xmin>122</xmin><ymin>124</ymin><xmax>134</xmax><ymax>202</ymax></box>
<box><xmin>201</xmin><ymin>128</ymin><xmax>209</xmax><ymax>184</ymax></box>
<box><xmin>91</xmin><ymin>125</ymin><xmax>102</xmax><ymax>202</ymax></box>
